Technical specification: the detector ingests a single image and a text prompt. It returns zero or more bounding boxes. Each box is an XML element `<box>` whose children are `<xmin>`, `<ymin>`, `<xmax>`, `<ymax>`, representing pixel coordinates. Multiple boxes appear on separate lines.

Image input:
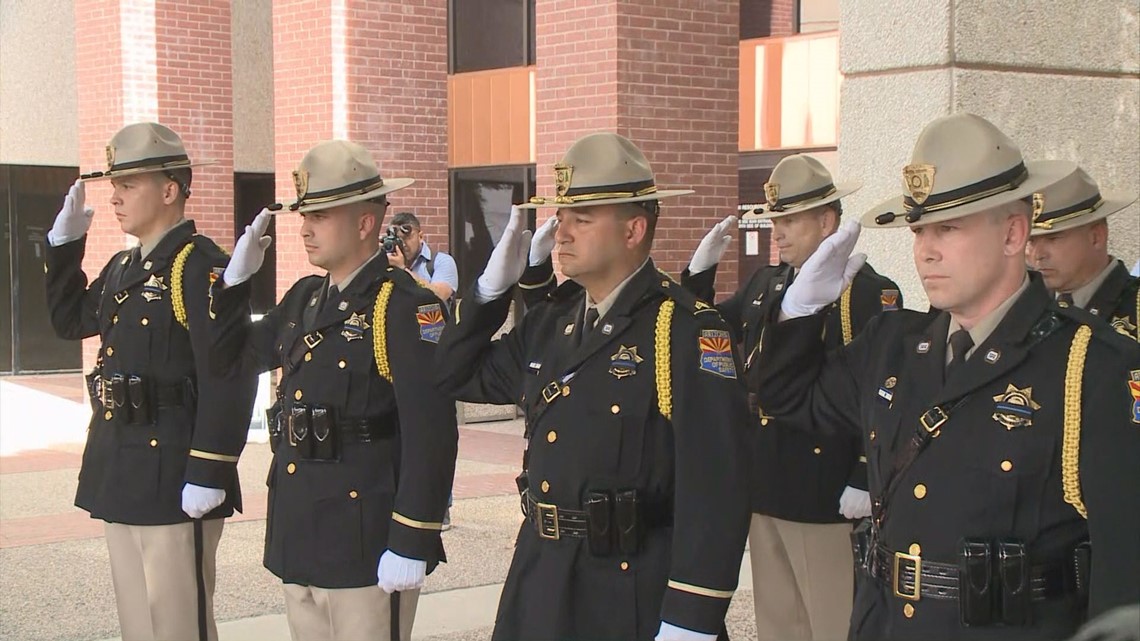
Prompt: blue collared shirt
<box><xmin>408</xmin><ymin>242</ymin><xmax>458</xmax><ymax>293</ymax></box>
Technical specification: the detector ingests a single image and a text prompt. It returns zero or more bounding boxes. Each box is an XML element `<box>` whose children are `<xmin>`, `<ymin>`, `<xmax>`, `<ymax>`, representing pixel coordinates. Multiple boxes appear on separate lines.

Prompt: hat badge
<box><xmin>105</xmin><ymin>145</ymin><xmax>116</xmax><ymax>170</ymax></box>
<box><xmin>554</xmin><ymin>163</ymin><xmax>574</xmax><ymax>198</ymax></box>
<box><xmin>1031</xmin><ymin>192</ymin><xmax>1045</xmax><ymax>222</ymax></box>
<box><xmin>903</xmin><ymin>164</ymin><xmax>936</xmax><ymax>205</ymax></box>
<box><xmin>764</xmin><ymin>182</ymin><xmax>780</xmax><ymax>207</ymax></box>
<box><xmin>292</xmin><ymin>169</ymin><xmax>309</xmax><ymax>200</ymax></box>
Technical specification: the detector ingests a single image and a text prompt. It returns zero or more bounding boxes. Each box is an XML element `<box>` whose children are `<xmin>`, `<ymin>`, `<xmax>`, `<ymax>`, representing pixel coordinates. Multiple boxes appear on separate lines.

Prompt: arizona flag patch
<box><xmin>1129</xmin><ymin>370</ymin><xmax>1140</xmax><ymax>424</ymax></box>
<box><xmin>417</xmin><ymin>304</ymin><xmax>445</xmax><ymax>343</ymax></box>
<box><xmin>698</xmin><ymin>329</ymin><xmax>737</xmax><ymax>379</ymax></box>
<box><xmin>881</xmin><ymin>289</ymin><xmax>900</xmax><ymax>311</ymax></box>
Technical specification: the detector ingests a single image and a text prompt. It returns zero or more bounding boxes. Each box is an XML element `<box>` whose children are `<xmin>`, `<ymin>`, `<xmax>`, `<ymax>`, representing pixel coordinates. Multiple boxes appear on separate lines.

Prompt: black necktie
<box><xmin>1057</xmin><ymin>292</ymin><xmax>1074</xmax><ymax>308</ymax></box>
<box><xmin>578</xmin><ymin>307</ymin><xmax>599</xmax><ymax>346</ymax></box>
<box><xmin>321</xmin><ymin>285</ymin><xmax>340</xmax><ymax>313</ymax></box>
<box><xmin>946</xmin><ymin>329</ymin><xmax>974</xmax><ymax>379</ymax></box>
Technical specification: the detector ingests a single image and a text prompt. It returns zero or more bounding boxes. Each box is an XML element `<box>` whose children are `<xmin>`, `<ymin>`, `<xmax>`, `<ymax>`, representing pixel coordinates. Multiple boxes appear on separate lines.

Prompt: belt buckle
<box><xmin>893</xmin><ymin>550</ymin><xmax>922</xmax><ymax>601</ymax></box>
<box><xmin>919</xmin><ymin>406</ymin><xmax>948</xmax><ymax>433</ymax></box>
<box><xmin>100</xmin><ymin>377</ymin><xmax>114</xmax><ymax>408</ymax></box>
<box><xmin>541</xmin><ymin>382</ymin><xmax>561</xmax><ymax>404</ymax></box>
<box><xmin>535</xmin><ymin>501</ymin><xmax>560</xmax><ymax>540</ymax></box>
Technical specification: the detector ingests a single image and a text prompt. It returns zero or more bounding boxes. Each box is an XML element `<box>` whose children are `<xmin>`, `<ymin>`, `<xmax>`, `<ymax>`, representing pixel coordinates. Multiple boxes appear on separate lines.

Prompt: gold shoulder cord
<box><xmin>840</xmin><ymin>285</ymin><xmax>854</xmax><ymax>345</ymax></box>
<box><xmin>373</xmin><ymin>281</ymin><xmax>395</xmax><ymax>383</ymax></box>
<box><xmin>1061</xmin><ymin>324</ymin><xmax>1092</xmax><ymax>519</ymax></box>
<box><xmin>171</xmin><ymin>244</ymin><xmax>195</xmax><ymax>330</ymax></box>
<box><xmin>655</xmin><ymin>300</ymin><xmax>674</xmax><ymax>421</ymax></box>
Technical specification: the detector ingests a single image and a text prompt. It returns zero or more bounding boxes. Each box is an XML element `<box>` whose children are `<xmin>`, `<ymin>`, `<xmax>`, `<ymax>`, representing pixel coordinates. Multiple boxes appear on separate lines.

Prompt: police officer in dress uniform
<box><xmin>434</xmin><ymin>132</ymin><xmax>752</xmax><ymax>641</ymax></box>
<box><xmin>751</xmin><ymin>113</ymin><xmax>1140</xmax><ymax>640</ymax></box>
<box><xmin>44</xmin><ymin>122</ymin><xmax>254</xmax><ymax>641</ymax></box>
<box><xmin>208</xmin><ymin>140</ymin><xmax>457</xmax><ymax>641</ymax></box>
<box><xmin>1026</xmin><ymin>166</ymin><xmax>1139</xmax><ymax>342</ymax></box>
<box><xmin>681</xmin><ymin>154</ymin><xmax>903</xmax><ymax>641</ymax></box>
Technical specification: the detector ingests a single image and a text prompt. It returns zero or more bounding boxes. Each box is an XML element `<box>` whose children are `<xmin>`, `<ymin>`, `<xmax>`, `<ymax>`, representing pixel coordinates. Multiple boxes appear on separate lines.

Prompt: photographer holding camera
<box><xmin>385</xmin><ymin>211</ymin><xmax>458</xmax><ymax>307</ymax></box>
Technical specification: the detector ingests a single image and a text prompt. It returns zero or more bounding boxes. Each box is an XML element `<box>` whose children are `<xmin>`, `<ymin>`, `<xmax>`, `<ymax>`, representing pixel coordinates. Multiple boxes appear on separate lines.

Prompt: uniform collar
<box><xmin>331</xmin><ymin>249</ymin><xmax>384</xmax><ymax>292</ymax></box>
<box><xmin>584</xmin><ymin>257</ymin><xmax>651</xmax><ymax>325</ymax></box>
<box><xmin>947</xmin><ymin>274</ymin><xmax>1030</xmax><ymax>361</ymax></box>
<box><xmin>139</xmin><ymin>218</ymin><xmax>189</xmax><ymax>259</ymax></box>
<box><xmin>1059</xmin><ymin>256</ymin><xmax>1117</xmax><ymax>309</ymax></box>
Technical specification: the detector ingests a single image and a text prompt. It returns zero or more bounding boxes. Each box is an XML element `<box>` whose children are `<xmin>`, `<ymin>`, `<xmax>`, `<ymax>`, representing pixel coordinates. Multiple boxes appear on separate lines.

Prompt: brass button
<box><xmin>149</xmin><ymin>439</ymin><xmax>158</xmax><ymax>447</ymax></box>
<box><xmin>104</xmin><ymin>410</ymin><xmax>113</xmax><ymax>420</ymax></box>
<box><xmin>287</xmin><ymin>462</ymin><xmax>297</xmax><ymax>474</ymax></box>
<box><xmin>112</xmin><ymin>315</ymin><xmax>119</xmax><ymax>324</ymax></box>
<box><xmin>105</xmin><ymin>346</ymin><xmax>114</xmax><ymax>356</ymax></box>
<box><xmin>870</xmin><ymin>430</ymin><xmax>877</xmax><ymax>441</ymax></box>
<box><xmin>540</xmin><ymin>480</ymin><xmax>550</xmax><ymax>493</ymax></box>
<box><xmin>338</xmin><ymin>360</ymin><xmax>347</xmax><ymax>369</ymax></box>
<box><xmin>561</xmin><ymin>386</ymin><xmax>570</xmax><ymax>397</ymax></box>
<box><xmin>909</xmin><ymin>543</ymin><xmax>921</xmax><ymax>555</ymax></box>
<box><xmin>610</xmin><ymin>404</ymin><xmax>620</xmax><ymax>414</ymax></box>
<box><xmin>913</xmin><ymin>484</ymin><xmax>927</xmax><ymax>500</ymax></box>
<box><xmin>294</xmin><ymin>389</ymin><xmax>303</xmax><ymax>401</ymax></box>
<box><xmin>903</xmin><ymin>603</ymin><xmax>915</xmax><ymax>618</ymax></box>
<box><xmin>349</xmin><ymin>490</ymin><xmax>358</xmax><ymax>499</ymax></box>
<box><xmin>1001</xmin><ymin>460</ymin><xmax>1013</xmax><ymax>472</ymax></box>
<box><xmin>620</xmin><ymin>561</ymin><xmax>629</xmax><ymax>571</ymax></box>
<box><xmin>813</xmin><ymin>447</ymin><xmax>822</xmax><ymax>455</ymax></box>
<box><xmin>760</xmin><ymin>417</ymin><xmax>769</xmax><ymax>426</ymax></box>
<box><xmin>661</xmin><ymin>280</ymin><xmax>670</xmax><ymax>287</ymax></box>
<box><xmin>141</xmin><ymin>317</ymin><xmax>149</xmax><ymax>326</ymax></box>
<box><xmin>546</xmin><ymin>431</ymin><xmax>557</xmax><ymax>443</ymax></box>
<box><xmin>304</xmin><ymin>352</ymin><xmax>312</xmax><ymax>362</ymax></box>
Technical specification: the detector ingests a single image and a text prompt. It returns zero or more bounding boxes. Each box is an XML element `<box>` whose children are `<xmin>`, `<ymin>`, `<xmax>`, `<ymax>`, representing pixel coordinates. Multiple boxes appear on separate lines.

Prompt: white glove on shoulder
<box><xmin>839</xmin><ymin>486</ymin><xmax>872</xmax><ymax>520</ymax></box>
<box><xmin>475</xmin><ymin>205</ymin><xmax>532</xmax><ymax>302</ymax></box>
<box><xmin>181</xmin><ymin>483</ymin><xmax>226</xmax><ymax>519</ymax></box>
<box><xmin>223</xmin><ymin>208</ymin><xmax>273</xmax><ymax>287</ymax></box>
<box><xmin>48</xmin><ymin>179</ymin><xmax>96</xmax><ymax>246</ymax></box>
<box><xmin>656</xmin><ymin>621</ymin><xmax>718</xmax><ymax>641</ymax></box>
<box><xmin>780</xmin><ymin>219</ymin><xmax>866</xmax><ymax>319</ymax></box>
<box><xmin>529</xmin><ymin>216</ymin><xmax>559</xmax><ymax>266</ymax></box>
<box><xmin>376</xmin><ymin>549</ymin><xmax>428</xmax><ymax>593</ymax></box>
<box><xmin>688</xmin><ymin>215</ymin><xmax>736</xmax><ymax>275</ymax></box>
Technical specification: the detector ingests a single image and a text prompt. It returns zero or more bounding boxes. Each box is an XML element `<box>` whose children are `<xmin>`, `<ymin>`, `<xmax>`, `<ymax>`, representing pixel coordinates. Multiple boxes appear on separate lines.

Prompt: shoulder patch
<box><xmin>416</xmin><ymin>303</ymin><xmax>445</xmax><ymax>343</ymax></box>
<box><xmin>880</xmin><ymin>289</ymin><xmax>900</xmax><ymax>311</ymax></box>
<box><xmin>1128</xmin><ymin>370</ymin><xmax>1140</xmax><ymax>424</ymax></box>
<box><xmin>698</xmin><ymin>329</ymin><xmax>737</xmax><ymax>379</ymax></box>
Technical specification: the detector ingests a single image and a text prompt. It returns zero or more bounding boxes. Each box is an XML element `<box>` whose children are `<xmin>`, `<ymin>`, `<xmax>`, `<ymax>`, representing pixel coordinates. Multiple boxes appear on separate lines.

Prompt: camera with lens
<box><xmin>382</xmin><ymin>224</ymin><xmax>411</xmax><ymax>254</ymax></box>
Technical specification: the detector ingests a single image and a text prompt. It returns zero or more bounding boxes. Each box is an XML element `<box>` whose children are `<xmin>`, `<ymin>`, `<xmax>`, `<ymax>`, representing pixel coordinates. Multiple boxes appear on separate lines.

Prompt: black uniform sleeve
<box><xmin>659</xmin><ymin>307</ymin><xmax>752</xmax><ymax>634</ymax></box>
<box><xmin>182</xmin><ymin>246</ymin><xmax>259</xmax><ymax>489</ymax></box>
<box><xmin>1079</xmin><ymin>333</ymin><xmax>1140</xmax><ymax>615</ymax></box>
<box><xmin>680</xmin><ymin>265</ymin><xmax>748</xmax><ymax>340</ymax></box>
<box><xmin>752</xmin><ymin>306</ymin><xmax>874</xmax><ymax>439</ymax></box>
<box><xmin>434</xmin><ymin>287</ymin><xmax>527</xmax><ymax>405</ymax></box>
<box><xmin>517</xmin><ymin>258</ymin><xmax>557</xmax><ymax>311</ymax></box>
<box><xmin>385</xmin><ymin>282</ymin><xmax>459</xmax><ymax>562</ymax></box>
<box><xmin>44</xmin><ymin>235</ymin><xmax>115</xmax><ymax>341</ymax></box>
<box><xmin>208</xmin><ymin>277</ymin><xmax>296</xmax><ymax>376</ymax></box>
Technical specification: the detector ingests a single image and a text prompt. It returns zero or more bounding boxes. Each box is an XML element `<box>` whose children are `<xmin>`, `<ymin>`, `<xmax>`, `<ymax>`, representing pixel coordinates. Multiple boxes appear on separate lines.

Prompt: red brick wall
<box><xmin>769</xmin><ymin>0</ymin><xmax>797</xmax><ymax>37</ymax></box>
<box><xmin>156</xmin><ymin>0</ymin><xmax>235</xmax><ymax>249</ymax></box>
<box><xmin>535</xmin><ymin>0</ymin><xmax>740</xmax><ymax>293</ymax></box>
<box><xmin>271</xmin><ymin>0</ymin><xmax>449</xmax><ymax>299</ymax></box>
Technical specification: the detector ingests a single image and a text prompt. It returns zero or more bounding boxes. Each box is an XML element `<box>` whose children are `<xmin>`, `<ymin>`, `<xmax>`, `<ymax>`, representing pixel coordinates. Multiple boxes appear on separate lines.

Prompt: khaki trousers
<box><xmin>282</xmin><ymin>583</ymin><xmax>420</xmax><ymax>641</ymax></box>
<box><xmin>104</xmin><ymin>519</ymin><xmax>225</xmax><ymax>641</ymax></box>
<box><xmin>749</xmin><ymin>513</ymin><xmax>854</xmax><ymax>641</ymax></box>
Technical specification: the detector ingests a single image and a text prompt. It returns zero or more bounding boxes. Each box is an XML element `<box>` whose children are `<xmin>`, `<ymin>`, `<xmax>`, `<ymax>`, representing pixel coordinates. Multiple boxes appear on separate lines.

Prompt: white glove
<box><xmin>529</xmin><ymin>216</ymin><xmax>559</xmax><ymax>266</ymax></box>
<box><xmin>655</xmin><ymin>621</ymin><xmax>717</xmax><ymax>641</ymax></box>
<box><xmin>223</xmin><ymin>208</ymin><xmax>273</xmax><ymax>286</ymax></box>
<box><xmin>475</xmin><ymin>205</ymin><xmax>532</xmax><ymax>302</ymax></box>
<box><xmin>839</xmin><ymin>486</ymin><xmax>872</xmax><ymax>519</ymax></box>
<box><xmin>181</xmin><ymin>483</ymin><xmax>226</xmax><ymax>519</ymax></box>
<box><xmin>688</xmin><ymin>215</ymin><xmax>736</xmax><ymax>275</ymax></box>
<box><xmin>48</xmin><ymin>179</ymin><xmax>96</xmax><ymax>246</ymax></box>
<box><xmin>376</xmin><ymin>549</ymin><xmax>427</xmax><ymax>593</ymax></box>
<box><xmin>780</xmin><ymin>219</ymin><xmax>866</xmax><ymax>318</ymax></box>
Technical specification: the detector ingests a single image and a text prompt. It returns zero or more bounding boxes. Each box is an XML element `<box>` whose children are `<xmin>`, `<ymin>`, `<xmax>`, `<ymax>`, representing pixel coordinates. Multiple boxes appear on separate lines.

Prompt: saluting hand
<box><xmin>528</xmin><ymin>215</ymin><xmax>559</xmax><ymax>266</ymax></box>
<box><xmin>781</xmin><ymin>219</ymin><xmax>865</xmax><ymax>319</ymax></box>
<box><xmin>223</xmin><ymin>208</ymin><xmax>273</xmax><ymax>287</ymax></box>
<box><xmin>48</xmin><ymin>179</ymin><xmax>96</xmax><ymax>246</ymax></box>
<box><xmin>475</xmin><ymin>205</ymin><xmax>533</xmax><ymax>302</ymax></box>
<box><xmin>688</xmin><ymin>215</ymin><xmax>737</xmax><ymax>275</ymax></box>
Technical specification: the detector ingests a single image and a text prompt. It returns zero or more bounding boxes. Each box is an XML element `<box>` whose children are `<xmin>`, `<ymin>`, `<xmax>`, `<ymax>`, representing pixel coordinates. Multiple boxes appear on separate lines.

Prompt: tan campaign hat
<box><xmin>520</xmin><ymin>132</ymin><xmax>693</xmax><ymax>209</ymax></box>
<box><xmin>80</xmin><ymin>122</ymin><xmax>214</xmax><ymax>181</ymax></box>
<box><xmin>1028</xmin><ymin>166</ymin><xmax>1137</xmax><ymax>236</ymax></box>
<box><xmin>749</xmin><ymin>154</ymin><xmax>860</xmax><ymax>219</ymax></box>
<box><xmin>287</xmin><ymin>140</ymin><xmax>414</xmax><ymax>213</ymax></box>
<box><xmin>863</xmin><ymin>113</ymin><xmax>1075</xmax><ymax>228</ymax></box>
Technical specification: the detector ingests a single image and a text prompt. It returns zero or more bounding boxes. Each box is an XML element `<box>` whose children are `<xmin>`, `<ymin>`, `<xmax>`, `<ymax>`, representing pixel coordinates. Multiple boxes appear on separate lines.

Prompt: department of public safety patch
<box><xmin>609</xmin><ymin>345</ymin><xmax>643</xmax><ymax>379</ymax></box>
<box><xmin>1129</xmin><ymin>370</ymin><xmax>1140</xmax><ymax>424</ymax></box>
<box><xmin>991</xmin><ymin>384</ymin><xmax>1041</xmax><ymax>430</ymax></box>
<box><xmin>881</xmin><ymin>289</ymin><xmax>899</xmax><ymax>311</ymax></box>
<box><xmin>417</xmin><ymin>303</ymin><xmax>445</xmax><ymax>343</ymax></box>
<box><xmin>698</xmin><ymin>329</ymin><xmax>737</xmax><ymax>379</ymax></box>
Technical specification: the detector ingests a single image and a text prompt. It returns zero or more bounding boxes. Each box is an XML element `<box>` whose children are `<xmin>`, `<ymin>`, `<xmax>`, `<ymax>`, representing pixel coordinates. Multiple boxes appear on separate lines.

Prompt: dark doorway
<box><xmin>234</xmin><ymin>173</ymin><xmax>276</xmax><ymax>314</ymax></box>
